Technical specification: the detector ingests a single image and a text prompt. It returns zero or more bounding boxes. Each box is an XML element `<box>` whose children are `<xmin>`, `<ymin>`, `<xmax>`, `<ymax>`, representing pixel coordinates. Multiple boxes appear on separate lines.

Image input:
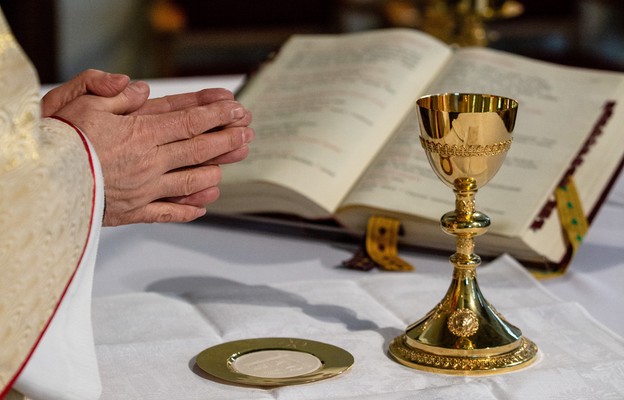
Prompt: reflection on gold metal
<box><xmin>196</xmin><ymin>337</ymin><xmax>354</xmax><ymax>386</ymax></box>
<box><xmin>388</xmin><ymin>93</ymin><xmax>538</xmax><ymax>375</ymax></box>
<box><xmin>385</xmin><ymin>0</ymin><xmax>524</xmax><ymax>47</ymax></box>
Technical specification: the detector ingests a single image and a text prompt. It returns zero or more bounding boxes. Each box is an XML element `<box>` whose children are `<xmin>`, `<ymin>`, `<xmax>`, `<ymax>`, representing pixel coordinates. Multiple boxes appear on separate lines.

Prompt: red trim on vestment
<box><xmin>1</xmin><ymin>117</ymin><xmax>98</xmax><ymax>398</ymax></box>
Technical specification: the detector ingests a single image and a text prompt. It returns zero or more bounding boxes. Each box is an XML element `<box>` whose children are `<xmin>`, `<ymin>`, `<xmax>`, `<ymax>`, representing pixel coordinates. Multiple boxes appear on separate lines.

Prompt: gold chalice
<box><xmin>388</xmin><ymin>93</ymin><xmax>538</xmax><ymax>374</ymax></box>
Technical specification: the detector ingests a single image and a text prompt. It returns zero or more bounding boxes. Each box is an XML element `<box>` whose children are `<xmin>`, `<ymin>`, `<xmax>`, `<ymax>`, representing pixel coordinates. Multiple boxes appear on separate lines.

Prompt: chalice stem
<box><xmin>445</xmin><ymin>179</ymin><xmax>492</xmax><ymax>330</ymax></box>
<box><xmin>447</xmin><ymin>177</ymin><xmax>484</xmax><ymax>269</ymax></box>
<box><xmin>388</xmin><ymin>177</ymin><xmax>538</xmax><ymax>373</ymax></box>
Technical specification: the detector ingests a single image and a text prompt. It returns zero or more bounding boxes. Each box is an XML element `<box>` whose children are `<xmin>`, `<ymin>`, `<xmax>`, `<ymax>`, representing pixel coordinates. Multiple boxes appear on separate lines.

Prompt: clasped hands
<box><xmin>41</xmin><ymin>69</ymin><xmax>253</xmax><ymax>226</ymax></box>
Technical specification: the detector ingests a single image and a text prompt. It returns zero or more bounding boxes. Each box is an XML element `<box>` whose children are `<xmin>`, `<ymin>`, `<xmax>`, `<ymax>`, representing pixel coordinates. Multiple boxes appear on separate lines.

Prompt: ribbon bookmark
<box><xmin>365</xmin><ymin>216</ymin><xmax>414</xmax><ymax>271</ymax></box>
<box><xmin>555</xmin><ymin>177</ymin><xmax>589</xmax><ymax>255</ymax></box>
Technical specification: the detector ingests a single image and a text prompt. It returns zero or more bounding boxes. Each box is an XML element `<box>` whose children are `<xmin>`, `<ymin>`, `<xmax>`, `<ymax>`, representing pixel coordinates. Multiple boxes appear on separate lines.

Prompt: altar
<box><xmin>90</xmin><ymin>76</ymin><xmax>624</xmax><ymax>399</ymax></box>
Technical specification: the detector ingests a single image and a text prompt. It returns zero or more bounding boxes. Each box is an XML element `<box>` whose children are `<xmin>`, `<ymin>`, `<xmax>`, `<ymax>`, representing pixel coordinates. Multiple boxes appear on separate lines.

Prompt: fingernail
<box><xmin>195</xmin><ymin>207</ymin><xmax>207</xmax><ymax>218</ymax></box>
<box><xmin>230</xmin><ymin>107</ymin><xmax>245</xmax><ymax>120</ymax></box>
<box><xmin>243</xmin><ymin>127</ymin><xmax>254</xmax><ymax>143</ymax></box>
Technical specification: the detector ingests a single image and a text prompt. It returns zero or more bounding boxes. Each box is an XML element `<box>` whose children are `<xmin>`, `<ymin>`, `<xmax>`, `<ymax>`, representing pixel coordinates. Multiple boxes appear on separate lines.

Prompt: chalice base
<box><xmin>389</xmin><ymin>334</ymin><xmax>538</xmax><ymax>375</ymax></box>
<box><xmin>388</xmin><ymin>274</ymin><xmax>539</xmax><ymax>375</ymax></box>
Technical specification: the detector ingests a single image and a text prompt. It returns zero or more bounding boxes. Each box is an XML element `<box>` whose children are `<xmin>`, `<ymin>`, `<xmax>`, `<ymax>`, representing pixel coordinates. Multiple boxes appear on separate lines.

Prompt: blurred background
<box><xmin>3</xmin><ymin>0</ymin><xmax>623</xmax><ymax>84</ymax></box>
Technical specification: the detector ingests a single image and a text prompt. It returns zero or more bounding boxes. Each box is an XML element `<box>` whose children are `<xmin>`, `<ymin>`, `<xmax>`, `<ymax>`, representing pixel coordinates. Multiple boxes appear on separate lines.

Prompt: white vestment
<box><xmin>0</xmin><ymin>8</ymin><xmax>104</xmax><ymax>400</ymax></box>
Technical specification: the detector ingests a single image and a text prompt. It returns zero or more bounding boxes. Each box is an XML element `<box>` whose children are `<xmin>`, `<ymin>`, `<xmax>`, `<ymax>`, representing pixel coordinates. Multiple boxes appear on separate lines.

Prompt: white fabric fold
<box><xmin>91</xmin><ymin>254</ymin><xmax>624</xmax><ymax>399</ymax></box>
<box><xmin>14</xmin><ymin>132</ymin><xmax>104</xmax><ymax>400</ymax></box>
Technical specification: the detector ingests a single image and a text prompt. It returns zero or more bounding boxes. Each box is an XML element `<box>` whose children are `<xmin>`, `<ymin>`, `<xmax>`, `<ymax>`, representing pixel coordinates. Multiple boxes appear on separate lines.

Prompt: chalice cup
<box><xmin>388</xmin><ymin>93</ymin><xmax>538</xmax><ymax>374</ymax></box>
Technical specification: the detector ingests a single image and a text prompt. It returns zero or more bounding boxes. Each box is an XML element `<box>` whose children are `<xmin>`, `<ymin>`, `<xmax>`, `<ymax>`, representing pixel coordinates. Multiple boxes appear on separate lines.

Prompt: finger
<box><xmin>137</xmin><ymin>100</ymin><xmax>249</xmax><ymax>145</ymax></box>
<box><xmin>163</xmin><ymin>186</ymin><xmax>220</xmax><ymax>207</ymax></box>
<box><xmin>131</xmin><ymin>88</ymin><xmax>235</xmax><ymax>115</ymax></box>
<box><xmin>106</xmin><ymin>202</ymin><xmax>207</xmax><ymax>225</ymax></box>
<box><xmin>91</xmin><ymin>81</ymin><xmax>151</xmax><ymax>115</ymax></box>
<box><xmin>212</xmin><ymin>109</ymin><xmax>252</xmax><ymax>130</ymax></box>
<box><xmin>202</xmin><ymin>145</ymin><xmax>250</xmax><ymax>165</ymax></box>
<box><xmin>41</xmin><ymin>69</ymin><xmax>130</xmax><ymax>116</ymax></box>
<box><xmin>144</xmin><ymin>202</ymin><xmax>207</xmax><ymax>223</ymax></box>
<box><xmin>157</xmin><ymin>127</ymin><xmax>251</xmax><ymax>172</ymax></box>
<box><xmin>154</xmin><ymin>165</ymin><xmax>222</xmax><ymax>200</ymax></box>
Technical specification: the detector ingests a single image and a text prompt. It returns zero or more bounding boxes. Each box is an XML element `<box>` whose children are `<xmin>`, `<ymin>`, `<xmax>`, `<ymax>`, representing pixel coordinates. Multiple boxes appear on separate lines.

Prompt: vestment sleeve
<box><xmin>0</xmin><ymin>8</ymin><xmax>105</xmax><ymax>400</ymax></box>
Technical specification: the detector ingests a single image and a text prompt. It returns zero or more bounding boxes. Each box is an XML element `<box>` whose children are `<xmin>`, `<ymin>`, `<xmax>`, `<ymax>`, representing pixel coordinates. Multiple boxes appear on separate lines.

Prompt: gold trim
<box><xmin>196</xmin><ymin>337</ymin><xmax>354</xmax><ymax>387</ymax></box>
<box><xmin>390</xmin><ymin>336</ymin><xmax>538</xmax><ymax>375</ymax></box>
<box><xmin>404</xmin><ymin>335</ymin><xmax>521</xmax><ymax>357</ymax></box>
<box><xmin>420</xmin><ymin>137</ymin><xmax>512</xmax><ymax>157</ymax></box>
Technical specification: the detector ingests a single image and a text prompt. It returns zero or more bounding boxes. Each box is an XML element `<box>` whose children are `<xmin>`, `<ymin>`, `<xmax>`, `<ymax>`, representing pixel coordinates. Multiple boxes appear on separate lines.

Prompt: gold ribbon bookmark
<box><xmin>342</xmin><ymin>216</ymin><xmax>414</xmax><ymax>272</ymax></box>
<box><xmin>365</xmin><ymin>216</ymin><xmax>414</xmax><ymax>271</ymax></box>
<box><xmin>555</xmin><ymin>176</ymin><xmax>589</xmax><ymax>255</ymax></box>
<box><xmin>532</xmin><ymin>177</ymin><xmax>588</xmax><ymax>279</ymax></box>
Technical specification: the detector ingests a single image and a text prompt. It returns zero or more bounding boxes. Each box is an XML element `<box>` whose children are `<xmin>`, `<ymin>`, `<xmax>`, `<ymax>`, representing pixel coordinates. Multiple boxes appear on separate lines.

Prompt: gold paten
<box><xmin>388</xmin><ymin>93</ymin><xmax>538</xmax><ymax>375</ymax></box>
<box><xmin>196</xmin><ymin>337</ymin><xmax>354</xmax><ymax>387</ymax></box>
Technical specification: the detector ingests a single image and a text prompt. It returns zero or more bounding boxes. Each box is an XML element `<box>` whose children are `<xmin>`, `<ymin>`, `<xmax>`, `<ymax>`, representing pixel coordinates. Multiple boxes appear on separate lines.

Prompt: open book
<box><xmin>209</xmin><ymin>28</ymin><xmax>624</xmax><ymax>270</ymax></box>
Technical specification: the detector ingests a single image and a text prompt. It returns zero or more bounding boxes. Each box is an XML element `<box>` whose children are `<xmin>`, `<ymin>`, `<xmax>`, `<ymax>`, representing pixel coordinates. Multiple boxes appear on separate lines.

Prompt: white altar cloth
<box><xmin>92</xmin><ymin>253</ymin><xmax>624</xmax><ymax>399</ymax></box>
<box><xmin>83</xmin><ymin>76</ymin><xmax>624</xmax><ymax>398</ymax></box>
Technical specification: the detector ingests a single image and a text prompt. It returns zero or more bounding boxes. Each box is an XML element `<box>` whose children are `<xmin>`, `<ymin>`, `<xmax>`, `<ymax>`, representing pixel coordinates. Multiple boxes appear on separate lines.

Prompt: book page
<box><xmin>218</xmin><ymin>29</ymin><xmax>452</xmax><ymax>216</ymax></box>
<box><xmin>341</xmin><ymin>47</ymin><xmax>624</xmax><ymax>237</ymax></box>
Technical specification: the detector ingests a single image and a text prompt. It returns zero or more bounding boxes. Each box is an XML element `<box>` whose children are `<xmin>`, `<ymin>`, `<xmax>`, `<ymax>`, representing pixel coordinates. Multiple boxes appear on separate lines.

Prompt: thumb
<box><xmin>41</xmin><ymin>70</ymin><xmax>130</xmax><ymax>117</ymax></box>
<box><xmin>93</xmin><ymin>81</ymin><xmax>151</xmax><ymax>115</ymax></box>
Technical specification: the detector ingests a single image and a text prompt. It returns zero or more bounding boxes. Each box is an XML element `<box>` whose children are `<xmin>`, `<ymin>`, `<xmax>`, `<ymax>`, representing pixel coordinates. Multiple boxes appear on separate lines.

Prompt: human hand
<box><xmin>52</xmin><ymin>80</ymin><xmax>254</xmax><ymax>226</ymax></box>
<box><xmin>41</xmin><ymin>69</ymin><xmax>131</xmax><ymax>117</ymax></box>
<box><xmin>128</xmin><ymin>86</ymin><xmax>253</xmax><ymax>166</ymax></box>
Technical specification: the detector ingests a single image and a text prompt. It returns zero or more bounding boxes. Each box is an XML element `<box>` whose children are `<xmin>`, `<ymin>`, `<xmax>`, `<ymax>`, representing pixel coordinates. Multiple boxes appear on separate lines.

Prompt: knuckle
<box><xmin>215</xmin><ymin>101</ymin><xmax>238</xmax><ymax>126</ymax></box>
<box><xmin>217</xmin><ymin>108</ymin><xmax>229</xmax><ymax>126</ymax></box>
<box><xmin>157</xmin><ymin>210</ymin><xmax>175</xmax><ymax>223</ymax></box>
<box><xmin>171</xmin><ymin>109</ymin><xmax>197</xmax><ymax>139</ymax></box>
<box><xmin>165</xmin><ymin>95</ymin><xmax>176</xmax><ymax>112</ymax></box>
<box><xmin>179</xmin><ymin>166</ymin><xmax>221</xmax><ymax>196</ymax></box>
<box><xmin>152</xmin><ymin>203</ymin><xmax>177</xmax><ymax>223</ymax></box>
<box><xmin>228</xmin><ymin>130</ymin><xmax>239</xmax><ymax>149</ymax></box>
<box><xmin>182</xmin><ymin>109</ymin><xmax>200</xmax><ymax>138</ymax></box>
<box><xmin>227</xmin><ymin>127</ymin><xmax>245</xmax><ymax>150</ymax></box>
<box><xmin>190</xmin><ymin>138</ymin><xmax>205</xmax><ymax>165</ymax></box>
<box><xmin>182</xmin><ymin>170</ymin><xmax>197</xmax><ymax>196</ymax></box>
<box><xmin>153</xmin><ymin>204</ymin><xmax>196</xmax><ymax>224</ymax></box>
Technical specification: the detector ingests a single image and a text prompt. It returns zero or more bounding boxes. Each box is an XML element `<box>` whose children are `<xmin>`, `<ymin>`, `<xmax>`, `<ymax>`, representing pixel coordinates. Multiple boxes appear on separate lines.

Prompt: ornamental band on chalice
<box><xmin>419</xmin><ymin>137</ymin><xmax>513</xmax><ymax>158</ymax></box>
<box><xmin>388</xmin><ymin>93</ymin><xmax>538</xmax><ymax>375</ymax></box>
